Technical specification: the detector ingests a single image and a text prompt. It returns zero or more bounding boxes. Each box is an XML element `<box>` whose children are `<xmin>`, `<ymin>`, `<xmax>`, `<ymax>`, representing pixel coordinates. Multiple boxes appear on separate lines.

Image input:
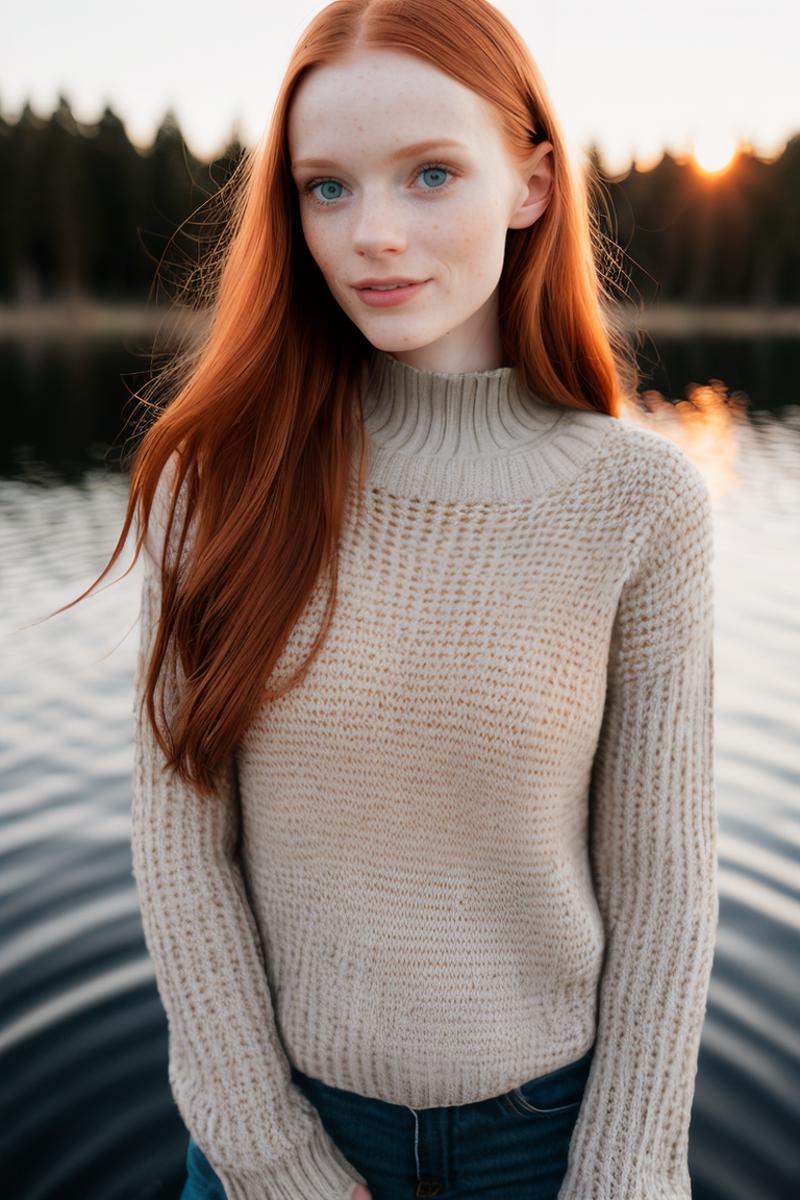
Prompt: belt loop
<box><xmin>405</xmin><ymin>1105</ymin><xmax>421</xmax><ymax>1180</ymax></box>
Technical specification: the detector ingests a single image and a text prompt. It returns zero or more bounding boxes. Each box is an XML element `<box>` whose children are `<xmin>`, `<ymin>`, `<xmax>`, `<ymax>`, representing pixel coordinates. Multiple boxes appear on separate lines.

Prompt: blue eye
<box><xmin>303</xmin><ymin>162</ymin><xmax>458</xmax><ymax>207</ymax></box>
<box><xmin>315</xmin><ymin>180</ymin><xmax>345</xmax><ymax>203</ymax></box>
<box><xmin>419</xmin><ymin>165</ymin><xmax>450</xmax><ymax>189</ymax></box>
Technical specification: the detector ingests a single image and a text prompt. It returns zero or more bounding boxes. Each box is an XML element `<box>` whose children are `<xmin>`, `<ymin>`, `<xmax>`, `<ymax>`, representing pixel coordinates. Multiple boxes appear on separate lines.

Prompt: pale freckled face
<box><xmin>287</xmin><ymin>46</ymin><xmax>552</xmax><ymax>369</ymax></box>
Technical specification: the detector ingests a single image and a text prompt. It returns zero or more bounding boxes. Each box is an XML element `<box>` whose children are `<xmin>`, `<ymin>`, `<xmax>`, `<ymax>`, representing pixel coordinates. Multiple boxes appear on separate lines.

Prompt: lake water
<box><xmin>1</xmin><ymin>334</ymin><xmax>799</xmax><ymax>1200</ymax></box>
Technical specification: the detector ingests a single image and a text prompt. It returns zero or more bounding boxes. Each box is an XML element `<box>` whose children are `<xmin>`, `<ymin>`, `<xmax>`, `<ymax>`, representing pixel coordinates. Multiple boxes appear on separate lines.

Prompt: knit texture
<box><xmin>131</xmin><ymin>348</ymin><xmax>719</xmax><ymax>1200</ymax></box>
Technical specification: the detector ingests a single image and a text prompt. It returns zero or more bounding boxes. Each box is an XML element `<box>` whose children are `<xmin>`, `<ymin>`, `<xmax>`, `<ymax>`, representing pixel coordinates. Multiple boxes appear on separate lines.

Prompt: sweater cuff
<box><xmin>214</xmin><ymin>1123</ymin><xmax>367</xmax><ymax>1200</ymax></box>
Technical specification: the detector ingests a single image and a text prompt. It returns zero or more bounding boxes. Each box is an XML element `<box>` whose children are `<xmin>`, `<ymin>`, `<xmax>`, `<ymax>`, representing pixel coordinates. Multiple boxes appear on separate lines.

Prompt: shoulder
<box><xmin>584</xmin><ymin>415</ymin><xmax>711</xmax><ymax>522</ymax></box>
<box><xmin>558</xmin><ymin>415</ymin><xmax>714</xmax><ymax>586</ymax></box>
<box><xmin>591</xmin><ymin>421</ymin><xmax>715</xmax><ymax>612</ymax></box>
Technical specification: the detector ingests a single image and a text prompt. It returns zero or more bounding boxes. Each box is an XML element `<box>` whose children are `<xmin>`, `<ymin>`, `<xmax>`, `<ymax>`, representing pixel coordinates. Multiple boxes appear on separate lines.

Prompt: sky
<box><xmin>3</xmin><ymin>0</ymin><xmax>798</xmax><ymax>175</ymax></box>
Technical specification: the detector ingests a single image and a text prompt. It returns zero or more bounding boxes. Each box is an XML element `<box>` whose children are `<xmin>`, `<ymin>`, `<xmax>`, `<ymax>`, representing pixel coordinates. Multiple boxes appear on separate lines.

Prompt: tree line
<box><xmin>1</xmin><ymin>93</ymin><xmax>797</xmax><ymax>307</ymax></box>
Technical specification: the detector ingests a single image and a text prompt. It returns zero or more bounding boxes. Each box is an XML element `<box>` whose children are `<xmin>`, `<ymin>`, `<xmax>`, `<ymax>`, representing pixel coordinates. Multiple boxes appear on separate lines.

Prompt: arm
<box><xmin>557</xmin><ymin>444</ymin><xmax>719</xmax><ymax>1200</ymax></box>
<box><xmin>131</xmin><ymin>464</ymin><xmax>368</xmax><ymax>1200</ymax></box>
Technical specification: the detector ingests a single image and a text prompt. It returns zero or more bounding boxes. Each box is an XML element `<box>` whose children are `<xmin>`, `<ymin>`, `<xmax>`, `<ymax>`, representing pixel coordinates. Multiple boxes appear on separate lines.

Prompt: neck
<box><xmin>357</xmin><ymin>348</ymin><xmax>614</xmax><ymax>502</ymax></box>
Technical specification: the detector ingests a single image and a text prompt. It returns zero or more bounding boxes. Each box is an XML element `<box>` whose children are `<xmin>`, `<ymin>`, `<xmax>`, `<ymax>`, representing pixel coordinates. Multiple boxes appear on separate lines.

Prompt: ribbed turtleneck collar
<box><xmin>357</xmin><ymin>348</ymin><xmax>615</xmax><ymax>502</ymax></box>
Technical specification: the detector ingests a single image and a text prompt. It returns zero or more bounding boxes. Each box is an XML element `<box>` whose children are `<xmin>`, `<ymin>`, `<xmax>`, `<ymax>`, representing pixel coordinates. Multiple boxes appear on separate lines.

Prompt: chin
<box><xmin>358</xmin><ymin>327</ymin><xmax>441</xmax><ymax>354</ymax></box>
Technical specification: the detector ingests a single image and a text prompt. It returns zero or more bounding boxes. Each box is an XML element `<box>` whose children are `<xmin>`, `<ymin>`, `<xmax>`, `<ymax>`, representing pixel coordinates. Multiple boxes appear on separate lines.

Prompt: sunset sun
<box><xmin>693</xmin><ymin>131</ymin><xmax>739</xmax><ymax>174</ymax></box>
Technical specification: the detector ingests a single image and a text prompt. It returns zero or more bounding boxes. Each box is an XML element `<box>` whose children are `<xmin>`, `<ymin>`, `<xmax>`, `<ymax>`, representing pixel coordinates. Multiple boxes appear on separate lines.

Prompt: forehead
<box><xmin>287</xmin><ymin>47</ymin><xmax>493</xmax><ymax>159</ymax></box>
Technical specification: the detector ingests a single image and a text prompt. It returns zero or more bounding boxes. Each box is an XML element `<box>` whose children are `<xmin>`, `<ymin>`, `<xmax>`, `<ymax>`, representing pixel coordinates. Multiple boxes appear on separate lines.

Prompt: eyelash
<box><xmin>301</xmin><ymin>162</ymin><xmax>460</xmax><ymax>208</ymax></box>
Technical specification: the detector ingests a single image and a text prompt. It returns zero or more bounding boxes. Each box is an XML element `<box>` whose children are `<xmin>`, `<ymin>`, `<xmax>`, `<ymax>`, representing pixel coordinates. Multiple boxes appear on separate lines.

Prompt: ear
<box><xmin>508</xmin><ymin>142</ymin><xmax>554</xmax><ymax>231</ymax></box>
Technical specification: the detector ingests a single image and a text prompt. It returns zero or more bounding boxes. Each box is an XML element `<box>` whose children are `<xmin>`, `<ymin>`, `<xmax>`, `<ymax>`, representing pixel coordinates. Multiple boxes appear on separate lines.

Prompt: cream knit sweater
<box><xmin>131</xmin><ymin>348</ymin><xmax>719</xmax><ymax>1200</ymax></box>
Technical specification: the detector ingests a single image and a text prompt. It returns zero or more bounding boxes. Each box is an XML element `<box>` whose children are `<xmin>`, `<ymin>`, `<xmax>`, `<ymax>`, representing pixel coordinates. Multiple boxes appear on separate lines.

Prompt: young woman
<box><xmin>90</xmin><ymin>1</ymin><xmax>718</xmax><ymax>1197</ymax></box>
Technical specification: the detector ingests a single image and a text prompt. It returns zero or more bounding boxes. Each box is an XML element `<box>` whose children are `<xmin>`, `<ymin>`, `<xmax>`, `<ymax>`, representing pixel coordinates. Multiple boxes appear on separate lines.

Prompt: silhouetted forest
<box><xmin>2</xmin><ymin>94</ymin><xmax>798</xmax><ymax>306</ymax></box>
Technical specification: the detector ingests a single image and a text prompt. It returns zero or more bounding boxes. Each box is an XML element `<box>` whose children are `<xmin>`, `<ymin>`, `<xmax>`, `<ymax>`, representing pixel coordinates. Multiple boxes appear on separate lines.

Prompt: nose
<box><xmin>351</xmin><ymin>190</ymin><xmax>408</xmax><ymax>257</ymax></box>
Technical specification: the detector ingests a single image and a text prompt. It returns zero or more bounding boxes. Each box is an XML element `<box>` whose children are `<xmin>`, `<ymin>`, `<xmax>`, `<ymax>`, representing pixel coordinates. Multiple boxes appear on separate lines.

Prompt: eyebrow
<box><xmin>291</xmin><ymin>138</ymin><xmax>469</xmax><ymax>170</ymax></box>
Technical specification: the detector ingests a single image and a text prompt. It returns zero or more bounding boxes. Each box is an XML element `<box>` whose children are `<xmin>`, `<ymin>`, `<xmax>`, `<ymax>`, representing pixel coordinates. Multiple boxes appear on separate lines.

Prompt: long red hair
<box><xmin>57</xmin><ymin>0</ymin><xmax>635</xmax><ymax>795</ymax></box>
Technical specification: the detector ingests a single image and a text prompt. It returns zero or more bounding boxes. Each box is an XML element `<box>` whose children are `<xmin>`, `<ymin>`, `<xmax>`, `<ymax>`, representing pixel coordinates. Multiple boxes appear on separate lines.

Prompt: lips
<box><xmin>355</xmin><ymin>280</ymin><xmax>430</xmax><ymax>307</ymax></box>
<box><xmin>354</xmin><ymin>279</ymin><xmax>425</xmax><ymax>289</ymax></box>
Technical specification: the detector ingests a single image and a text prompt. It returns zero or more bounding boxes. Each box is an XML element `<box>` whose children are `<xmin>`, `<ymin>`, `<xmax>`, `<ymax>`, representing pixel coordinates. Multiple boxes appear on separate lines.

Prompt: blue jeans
<box><xmin>179</xmin><ymin>1042</ymin><xmax>595</xmax><ymax>1199</ymax></box>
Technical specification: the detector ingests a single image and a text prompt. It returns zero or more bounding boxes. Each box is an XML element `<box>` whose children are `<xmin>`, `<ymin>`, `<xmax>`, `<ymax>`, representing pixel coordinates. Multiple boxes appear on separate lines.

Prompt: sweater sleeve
<box><xmin>130</xmin><ymin>471</ymin><xmax>369</xmax><ymax>1200</ymax></box>
<box><xmin>556</xmin><ymin>444</ymin><xmax>720</xmax><ymax>1200</ymax></box>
